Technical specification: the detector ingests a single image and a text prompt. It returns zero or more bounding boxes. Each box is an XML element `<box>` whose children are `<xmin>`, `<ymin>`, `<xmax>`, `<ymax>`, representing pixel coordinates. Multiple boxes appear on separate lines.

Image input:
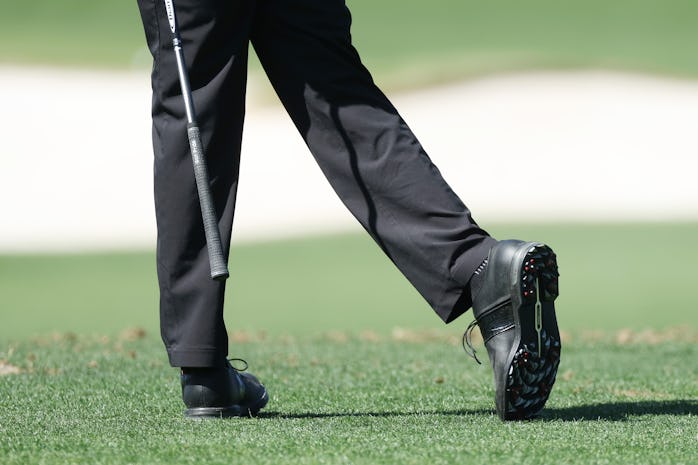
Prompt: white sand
<box><xmin>1</xmin><ymin>66</ymin><xmax>697</xmax><ymax>252</ymax></box>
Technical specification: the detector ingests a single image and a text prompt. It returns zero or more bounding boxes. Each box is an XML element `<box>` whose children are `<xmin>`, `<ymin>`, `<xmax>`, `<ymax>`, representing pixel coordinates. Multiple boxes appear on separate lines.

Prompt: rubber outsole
<box><xmin>501</xmin><ymin>243</ymin><xmax>560</xmax><ymax>420</ymax></box>
<box><xmin>184</xmin><ymin>389</ymin><xmax>269</xmax><ymax>419</ymax></box>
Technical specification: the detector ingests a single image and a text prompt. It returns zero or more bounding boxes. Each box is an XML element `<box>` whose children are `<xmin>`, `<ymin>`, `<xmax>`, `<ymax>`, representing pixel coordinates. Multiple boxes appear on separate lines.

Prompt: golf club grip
<box><xmin>187</xmin><ymin>124</ymin><xmax>229</xmax><ymax>281</ymax></box>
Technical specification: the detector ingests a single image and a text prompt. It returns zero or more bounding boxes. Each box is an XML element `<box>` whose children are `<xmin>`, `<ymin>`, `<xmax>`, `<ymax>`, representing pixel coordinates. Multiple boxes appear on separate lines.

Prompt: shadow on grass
<box><xmin>259</xmin><ymin>408</ymin><xmax>492</xmax><ymax>419</ymax></box>
<box><xmin>543</xmin><ymin>400</ymin><xmax>698</xmax><ymax>421</ymax></box>
<box><xmin>260</xmin><ymin>400</ymin><xmax>697</xmax><ymax>421</ymax></box>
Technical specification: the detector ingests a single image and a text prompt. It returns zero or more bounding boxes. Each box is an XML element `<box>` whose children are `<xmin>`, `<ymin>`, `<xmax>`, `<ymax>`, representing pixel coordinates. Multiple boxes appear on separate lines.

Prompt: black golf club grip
<box><xmin>187</xmin><ymin>123</ymin><xmax>229</xmax><ymax>281</ymax></box>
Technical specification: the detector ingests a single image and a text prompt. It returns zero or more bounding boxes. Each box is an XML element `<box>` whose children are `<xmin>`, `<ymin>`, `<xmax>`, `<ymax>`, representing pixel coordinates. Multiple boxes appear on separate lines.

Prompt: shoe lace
<box><xmin>227</xmin><ymin>358</ymin><xmax>249</xmax><ymax>372</ymax></box>
<box><xmin>462</xmin><ymin>319</ymin><xmax>482</xmax><ymax>365</ymax></box>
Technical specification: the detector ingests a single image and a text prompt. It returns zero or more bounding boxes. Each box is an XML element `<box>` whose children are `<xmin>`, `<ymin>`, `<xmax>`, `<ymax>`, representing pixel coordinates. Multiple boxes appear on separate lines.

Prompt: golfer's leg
<box><xmin>250</xmin><ymin>0</ymin><xmax>496</xmax><ymax>323</ymax></box>
<box><xmin>137</xmin><ymin>0</ymin><xmax>254</xmax><ymax>367</ymax></box>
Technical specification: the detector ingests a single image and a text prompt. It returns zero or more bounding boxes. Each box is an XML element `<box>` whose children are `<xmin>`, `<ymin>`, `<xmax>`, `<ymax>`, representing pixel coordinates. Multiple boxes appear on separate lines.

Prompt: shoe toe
<box><xmin>238</xmin><ymin>371</ymin><xmax>269</xmax><ymax>414</ymax></box>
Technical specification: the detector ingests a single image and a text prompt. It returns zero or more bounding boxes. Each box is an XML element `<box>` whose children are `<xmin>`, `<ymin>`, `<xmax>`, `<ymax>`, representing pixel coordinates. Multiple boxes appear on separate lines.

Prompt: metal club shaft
<box><xmin>163</xmin><ymin>0</ymin><xmax>229</xmax><ymax>281</ymax></box>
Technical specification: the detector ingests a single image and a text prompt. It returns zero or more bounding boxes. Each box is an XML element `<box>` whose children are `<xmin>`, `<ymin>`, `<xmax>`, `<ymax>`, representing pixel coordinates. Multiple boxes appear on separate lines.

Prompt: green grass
<box><xmin>0</xmin><ymin>334</ymin><xmax>696</xmax><ymax>465</ymax></box>
<box><xmin>2</xmin><ymin>1</ymin><xmax>698</xmax><ymax>86</ymax></box>
<box><xmin>1</xmin><ymin>223</ymin><xmax>696</xmax><ymax>341</ymax></box>
<box><xmin>1</xmin><ymin>223</ymin><xmax>696</xmax><ymax>464</ymax></box>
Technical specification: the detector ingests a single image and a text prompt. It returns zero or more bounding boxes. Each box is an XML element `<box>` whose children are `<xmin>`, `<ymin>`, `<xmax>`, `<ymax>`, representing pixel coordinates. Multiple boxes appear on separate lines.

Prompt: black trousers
<box><xmin>137</xmin><ymin>0</ymin><xmax>496</xmax><ymax>367</ymax></box>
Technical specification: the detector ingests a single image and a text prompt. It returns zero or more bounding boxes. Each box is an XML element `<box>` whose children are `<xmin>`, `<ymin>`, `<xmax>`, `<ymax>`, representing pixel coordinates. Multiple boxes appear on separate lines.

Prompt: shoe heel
<box><xmin>520</xmin><ymin>245</ymin><xmax>559</xmax><ymax>303</ymax></box>
<box><xmin>184</xmin><ymin>405</ymin><xmax>243</xmax><ymax>419</ymax></box>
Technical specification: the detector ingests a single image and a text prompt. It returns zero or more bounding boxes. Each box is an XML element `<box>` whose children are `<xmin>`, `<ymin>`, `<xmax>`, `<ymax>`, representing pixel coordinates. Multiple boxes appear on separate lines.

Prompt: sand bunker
<box><xmin>1</xmin><ymin>66</ymin><xmax>696</xmax><ymax>251</ymax></box>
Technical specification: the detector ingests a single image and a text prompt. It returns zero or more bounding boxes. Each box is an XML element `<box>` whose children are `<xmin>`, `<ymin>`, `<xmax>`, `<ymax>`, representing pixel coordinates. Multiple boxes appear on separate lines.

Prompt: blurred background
<box><xmin>1</xmin><ymin>0</ymin><xmax>696</xmax><ymax>341</ymax></box>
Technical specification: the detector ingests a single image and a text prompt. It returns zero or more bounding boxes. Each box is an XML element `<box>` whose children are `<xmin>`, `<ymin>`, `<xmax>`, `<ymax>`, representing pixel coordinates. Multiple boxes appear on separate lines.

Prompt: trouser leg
<box><xmin>137</xmin><ymin>0</ymin><xmax>254</xmax><ymax>366</ymax></box>
<box><xmin>251</xmin><ymin>0</ymin><xmax>496</xmax><ymax>323</ymax></box>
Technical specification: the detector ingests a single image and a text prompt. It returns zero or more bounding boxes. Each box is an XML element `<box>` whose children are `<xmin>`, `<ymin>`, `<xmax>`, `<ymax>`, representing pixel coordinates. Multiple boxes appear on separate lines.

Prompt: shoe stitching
<box><xmin>463</xmin><ymin>297</ymin><xmax>514</xmax><ymax>364</ymax></box>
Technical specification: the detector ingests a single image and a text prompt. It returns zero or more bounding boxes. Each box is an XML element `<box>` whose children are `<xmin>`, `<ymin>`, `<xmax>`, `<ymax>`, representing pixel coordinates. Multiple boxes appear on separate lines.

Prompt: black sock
<box><xmin>469</xmin><ymin>257</ymin><xmax>489</xmax><ymax>297</ymax></box>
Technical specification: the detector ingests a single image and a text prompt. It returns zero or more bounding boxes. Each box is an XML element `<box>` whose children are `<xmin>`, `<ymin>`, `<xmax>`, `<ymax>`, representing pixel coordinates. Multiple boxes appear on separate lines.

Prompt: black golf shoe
<box><xmin>181</xmin><ymin>360</ymin><xmax>269</xmax><ymax>419</ymax></box>
<box><xmin>465</xmin><ymin>240</ymin><xmax>561</xmax><ymax>420</ymax></box>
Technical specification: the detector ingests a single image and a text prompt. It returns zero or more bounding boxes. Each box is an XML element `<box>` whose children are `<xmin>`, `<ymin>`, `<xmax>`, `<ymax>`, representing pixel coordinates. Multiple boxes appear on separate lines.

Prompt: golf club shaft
<box><xmin>164</xmin><ymin>0</ymin><xmax>229</xmax><ymax>281</ymax></box>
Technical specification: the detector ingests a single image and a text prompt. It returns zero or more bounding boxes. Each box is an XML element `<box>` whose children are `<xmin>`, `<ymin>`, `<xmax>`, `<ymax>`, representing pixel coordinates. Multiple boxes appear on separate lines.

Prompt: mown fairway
<box><xmin>2</xmin><ymin>1</ymin><xmax>698</xmax><ymax>86</ymax></box>
<box><xmin>0</xmin><ymin>332</ymin><xmax>695</xmax><ymax>465</ymax></box>
<box><xmin>1</xmin><ymin>224</ymin><xmax>697</xmax><ymax>464</ymax></box>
